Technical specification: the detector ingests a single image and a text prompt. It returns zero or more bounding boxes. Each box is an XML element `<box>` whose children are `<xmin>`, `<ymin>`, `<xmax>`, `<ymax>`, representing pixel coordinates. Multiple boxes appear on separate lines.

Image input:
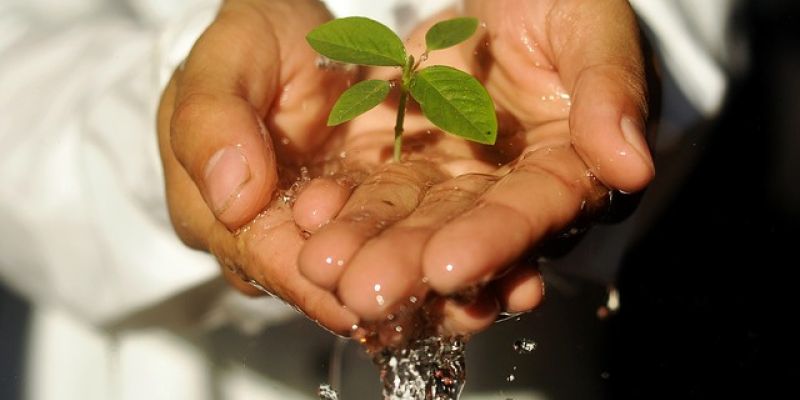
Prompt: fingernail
<box><xmin>204</xmin><ymin>145</ymin><xmax>251</xmax><ymax>215</ymax></box>
<box><xmin>620</xmin><ymin>116</ymin><xmax>654</xmax><ymax>173</ymax></box>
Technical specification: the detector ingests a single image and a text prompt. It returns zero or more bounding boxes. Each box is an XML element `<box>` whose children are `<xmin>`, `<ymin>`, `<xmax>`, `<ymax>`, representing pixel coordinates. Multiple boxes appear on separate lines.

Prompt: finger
<box><xmin>495</xmin><ymin>266</ymin><xmax>545</xmax><ymax>313</ymax></box>
<box><xmin>436</xmin><ymin>290</ymin><xmax>501</xmax><ymax>336</ymax></box>
<box><xmin>298</xmin><ymin>162</ymin><xmax>446</xmax><ymax>291</ymax></box>
<box><xmin>211</xmin><ymin>200</ymin><xmax>360</xmax><ymax>335</ymax></box>
<box><xmin>424</xmin><ymin>138</ymin><xmax>606</xmax><ymax>294</ymax></box>
<box><xmin>551</xmin><ymin>0</ymin><xmax>655</xmax><ymax>192</ymax></box>
<box><xmin>336</xmin><ymin>173</ymin><xmax>496</xmax><ymax>321</ymax></box>
<box><xmin>170</xmin><ymin>91</ymin><xmax>278</xmax><ymax>231</ymax></box>
<box><xmin>292</xmin><ymin>176</ymin><xmax>354</xmax><ymax>233</ymax></box>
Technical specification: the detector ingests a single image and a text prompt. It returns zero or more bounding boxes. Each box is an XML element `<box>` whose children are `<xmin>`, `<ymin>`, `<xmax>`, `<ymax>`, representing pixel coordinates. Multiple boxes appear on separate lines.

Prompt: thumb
<box><xmin>170</xmin><ymin>93</ymin><xmax>277</xmax><ymax>230</ymax></box>
<box><xmin>554</xmin><ymin>0</ymin><xmax>655</xmax><ymax>193</ymax></box>
<box><xmin>168</xmin><ymin>2</ymin><xmax>285</xmax><ymax>230</ymax></box>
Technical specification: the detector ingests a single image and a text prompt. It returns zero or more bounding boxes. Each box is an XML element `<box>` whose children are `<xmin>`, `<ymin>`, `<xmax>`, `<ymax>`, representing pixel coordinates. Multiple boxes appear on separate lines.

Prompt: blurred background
<box><xmin>2</xmin><ymin>1</ymin><xmax>800</xmax><ymax>399</ymax></box>
<box><xmin>609</xmin><ymin>1</ymin><xmax>800</xmax><ymax>397</ymax></box>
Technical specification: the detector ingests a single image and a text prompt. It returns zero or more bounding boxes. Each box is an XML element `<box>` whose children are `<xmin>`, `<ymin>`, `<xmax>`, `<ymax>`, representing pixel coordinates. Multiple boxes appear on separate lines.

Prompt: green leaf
<box><xmin>328</xmin><ymin>80</ymin><xmax>391</xmax><ymax>126</ymax></box>
<box><xmin>425</xmin><ymin>17</ymin><xmax>479</xmax><ymax>52</ymax></box>
<box><xmin>410</xmin><ymin>66</ymin><xmax>497</xmax><ymax>145</ymax></box>
<box><xmin>306</xmin><ymin>17</ymin><xmax>407</xmax><ymax>67</ymax></box>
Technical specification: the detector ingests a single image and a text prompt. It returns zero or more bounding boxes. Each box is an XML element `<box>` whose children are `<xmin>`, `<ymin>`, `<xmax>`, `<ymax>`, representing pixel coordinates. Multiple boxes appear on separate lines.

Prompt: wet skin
<box><xmin>157</xmin><ymin>0</ymin><xmax>653</xmax><ymax>342</ymax></box>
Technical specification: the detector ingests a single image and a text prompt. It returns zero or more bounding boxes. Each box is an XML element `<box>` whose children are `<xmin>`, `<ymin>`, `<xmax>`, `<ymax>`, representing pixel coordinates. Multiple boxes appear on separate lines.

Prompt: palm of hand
<box><xmin>296</xmin><ymin>3</ymin><xmax>639</xmax><ymax>343</ymax></box>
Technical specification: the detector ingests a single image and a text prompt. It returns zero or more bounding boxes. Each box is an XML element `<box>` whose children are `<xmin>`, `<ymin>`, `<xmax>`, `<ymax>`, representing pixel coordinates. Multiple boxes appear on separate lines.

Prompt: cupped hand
<box><xmin>296</xmin><ymin>0</ymin><xmax>655</xmax><ymax>343</ymax></box>
<box><xmin>157</xmin><ymin>0</ymin><xmax>362</xmax><ymax>334</ymax></box>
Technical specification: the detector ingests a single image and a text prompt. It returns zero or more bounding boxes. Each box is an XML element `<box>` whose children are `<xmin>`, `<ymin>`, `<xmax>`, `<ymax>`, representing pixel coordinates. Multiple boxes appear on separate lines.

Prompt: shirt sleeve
<box><xmin>0</xmin><ymin>1</ymin><xmax>223</xmax><ymax>324</ymax></box>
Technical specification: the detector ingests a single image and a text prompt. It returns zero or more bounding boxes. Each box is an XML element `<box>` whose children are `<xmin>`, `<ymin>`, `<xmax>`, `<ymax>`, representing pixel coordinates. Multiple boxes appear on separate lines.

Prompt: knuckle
<box><xmin>517</xmin><ymin>146</ymin><xmax>587</xmax><ymax>193</ymax></box>
<box><xmin>169</xmin><ymin>92</ymin><xmax>216</xmax><ymax>147</ymax></box>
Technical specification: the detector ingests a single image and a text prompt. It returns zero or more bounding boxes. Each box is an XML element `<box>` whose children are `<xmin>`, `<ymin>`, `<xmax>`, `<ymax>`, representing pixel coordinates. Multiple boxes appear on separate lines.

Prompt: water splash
<box><xmin>318</xmin><ymin>383</ymin><xmax>339</xmax><ymax>400</ymax></box>
<box><xmin>513</xmin><ymin>339</ymin><xmax>537</xmax><ymax>354</ymax></box>
<box><xmin>375</xmin><ymin>336</ymin><xmax>466</xmax><ymax>400</ymax></box>
<box><xmin>278</xmin><ymin>166</ymin><xmax>311</xmax><ymax>205</ymax></box>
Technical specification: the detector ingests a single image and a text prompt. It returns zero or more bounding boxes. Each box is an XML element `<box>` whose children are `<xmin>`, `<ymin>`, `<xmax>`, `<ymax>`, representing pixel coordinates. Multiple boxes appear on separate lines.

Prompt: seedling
<box><xmin>306</xmin><ymin>16</ymin><xmax>497</xmax><ymax>162</ymax></box>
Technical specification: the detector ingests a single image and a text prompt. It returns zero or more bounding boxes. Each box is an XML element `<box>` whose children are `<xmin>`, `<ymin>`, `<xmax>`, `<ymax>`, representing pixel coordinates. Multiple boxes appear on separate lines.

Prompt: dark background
<box><xmin>609</xmin><ymin>1</ymin><xmax>800</xmax><ymax>398</ymax></box>
<box><xmin>2</xmin><ymin>1</ymin><xmax>799</xmax><ymax>399</ymax></box>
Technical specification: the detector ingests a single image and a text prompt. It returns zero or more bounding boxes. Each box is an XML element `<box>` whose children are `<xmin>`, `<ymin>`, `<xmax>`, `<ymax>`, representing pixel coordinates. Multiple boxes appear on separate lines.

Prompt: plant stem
<box><xmin>393</xmin><ymin>89</ymin><xmax>408</xmax><ymax>162</ymax></box>
<box><xmin>394</xmin><ymin>55</ymin><xmax>415</xmax><ymax>162</ymax></box>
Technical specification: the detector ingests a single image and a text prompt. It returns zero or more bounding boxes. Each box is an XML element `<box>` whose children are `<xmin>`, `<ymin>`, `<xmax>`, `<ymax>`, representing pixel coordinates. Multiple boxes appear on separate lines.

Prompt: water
<box><xmin>596</xmin><ymin>286</ymin><xmax>620</xmax><ymax>320</ymax></box>
<box><xmin>318</xmin><ymin>384</ymin><xmax>339</xmax><ymax>400</ymax></box>
<box><xmin>278</xmin><ymin>166</ymin><xmax>311</xmax><ymax>205</ymax></box>
<box><xmin>513</xmin><ymin>339</ymin><xmax>537</xmax><ymax>354</ymax></box>
<box><xmin>374</xmin><ymin>336</ymin><xmax>466</xmax><ymax>400</ymax></box>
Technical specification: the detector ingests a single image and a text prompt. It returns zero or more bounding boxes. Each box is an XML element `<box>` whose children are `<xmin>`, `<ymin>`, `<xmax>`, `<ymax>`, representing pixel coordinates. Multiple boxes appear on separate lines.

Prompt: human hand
<box><xmin>296</xmin><ymin>0</ymin><xmax>655</xmax><ymax>343</ymax></box>
<box><xmin>157</xmin><ymin>0</ymin><xmax>365</xmax><ymax>334</ymax></box>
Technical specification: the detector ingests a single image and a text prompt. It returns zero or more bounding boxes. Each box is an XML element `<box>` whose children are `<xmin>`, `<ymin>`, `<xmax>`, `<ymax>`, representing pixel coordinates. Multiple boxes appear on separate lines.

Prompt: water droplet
<box><xmin>395</xmin><ymin>325</ymin><xmax>403</xmax><ymax>333</ymax></box>
<box><xmin>337</xmin><ymin>259</ymin><xmax>345</xmax><ymax>267</ymax></box>
<box><xmin>601</xmin><ymin>371</ymin><xmax>611</xmax><ymax>380</ymax></box>
<box><xmin>598</xmin><ymin>286</ymin><xmax>621</xmax><ymax>319</ymax></box>
<box><xmin>520</xmin><ymin>24</ymin><xmax>536</xmax><ymax>54</ymax></box>
<box><xmin>325</xmin><ymin>257</ymin><xmax>333</xmax><ymax>265</ymax></box>
<box><xmin>276</xmin><ymin>166</ymin><xmax>312</xmax><ymax>205</ymax></box>
<box><xmin>409</xmin><ymin>296</ymin><xmax>418</xmax><ymax>304</ymax></box>
<box><xmin>318</xmin><ymin>383</ymin><xmax>339</xmax><ymax>400</ymax></box>
<box><xmin>256</xmin><ymin>116</ymin><xmax>269</xmax><ymax>139</ymax></box>
<box><xmin>607</xmin><ymin>287</ymin><xmax>620</xmax><ymax>312</ymax></box>
<box><xmin>506</xmin><ymin>374</ymin><xmax>516</xmax><ymax>382</ymax></box>
<box><xmin>445</xmin><ymin>264</ymin><xmax>454</xmax><ymax>272</ymax></box>
<box><xmin>376</xmin><ymin>294</ymin><xmax>385</xmax><ymax>306</ymax></box>
<box><xmin>513</xmin><ymin>339</ymin><xmax>537</xmax><ymax>354</ymax></box>
<box><xmin>374</xmin><ymin>284</ymin><xmax>382</xmax><ymax>292</ymax></box>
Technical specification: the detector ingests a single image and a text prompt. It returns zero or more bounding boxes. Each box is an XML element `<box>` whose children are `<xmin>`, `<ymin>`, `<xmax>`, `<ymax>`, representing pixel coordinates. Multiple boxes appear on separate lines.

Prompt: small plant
<box><xmin>307</xmin><ymin>16</ymin><xmax>497</xmax><ymax>162</ymax></box>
